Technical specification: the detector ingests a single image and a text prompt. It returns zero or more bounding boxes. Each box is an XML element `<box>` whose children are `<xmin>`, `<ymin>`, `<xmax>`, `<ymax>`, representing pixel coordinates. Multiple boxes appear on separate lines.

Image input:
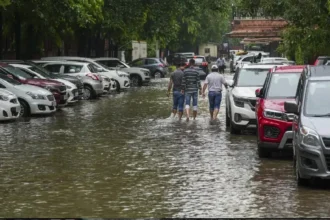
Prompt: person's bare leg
<box><xmin>178</xmin><ymin>111</ymin><xmax>183</xmax><ymax>120</ymax></box>
<box><xmin>172</xmin><ymin>109</ymin><xmax>177</xmax><ymax>118</ymax></box>
<box><xmin>193</xmin><ymin>111</ymin><xmax>197</xmax><ymax>120</ymax></box>
<box><xmin>209</xmin><ymin>110</ymin><xmax>213</xmax><ymax>119</ymax></box>
<box><xmin>185</xmin><ymin>105</ymin><xmax>190</xmax><ymax>121</ymax></box>
<box><xmin>213</xmin><ymin>108</ymin><xmax>219</xmax><ymax>120</ymax></box>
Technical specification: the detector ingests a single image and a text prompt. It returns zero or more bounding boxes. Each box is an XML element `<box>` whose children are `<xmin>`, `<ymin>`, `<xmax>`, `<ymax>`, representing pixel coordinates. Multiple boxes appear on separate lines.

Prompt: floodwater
<box><xmin>1</xmin><ymin>75</ymin><xmax>330</xmax><ymax>218</ymax></box>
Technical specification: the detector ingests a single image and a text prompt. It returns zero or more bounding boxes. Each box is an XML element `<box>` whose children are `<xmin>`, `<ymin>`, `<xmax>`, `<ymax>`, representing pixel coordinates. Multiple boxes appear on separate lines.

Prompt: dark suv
<box><xmin>285</xmin><ymin>65</ymin><xmax>330</xmax><ymax>186</ymax></box>
<box><xmin>128</xmin><ymin>58</ymin><xmax>169</xmax><ymax>78</ymax></box>
<box><xmin>0</xmin><ymin>63</ymin><xmax>67</xmax><ymax>106</ymax></box>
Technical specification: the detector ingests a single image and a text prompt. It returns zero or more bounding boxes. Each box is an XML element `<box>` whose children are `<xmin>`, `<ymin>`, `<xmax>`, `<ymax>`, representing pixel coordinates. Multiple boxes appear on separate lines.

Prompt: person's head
<box><xmin>211</xmin><ymin>65</ymin><xmax>218</xmax><ymax>72</ymax></box>
<box><xmin>189</xmin><ymin>58</ymin><xmax>195</xmax><ymax>66</ymax></box>
<box><xmin>178</xmin><ymin>62</ymin><xmax>186</xmax><ymax>70</ymax></box>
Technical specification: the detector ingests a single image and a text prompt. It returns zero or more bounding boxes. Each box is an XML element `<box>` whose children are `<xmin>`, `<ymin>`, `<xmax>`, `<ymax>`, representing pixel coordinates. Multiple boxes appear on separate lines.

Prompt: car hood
<box><xmin>24</xmin><ymin>78</ymin><xmax>64</xmax><ymax>87</ymax></box>
<box><xmin>303</xmin><ymin>117</ymin><xmax>330</xmax><ymax>137</ymax></box>
<box><xmin>232</xmin><ymin>87</ymin><xmax>261</xmax><ymax>98</ymax></box>
<box><xmin>264</xmin><ymin>98</ymin><xmax>295</xmax><ymax>112</ymax></box>
<box><xmin>15</xmin><ymin>84</ymin><xmax>53</xmax><ymax>95</ymax></box>
<box><xmin>55</xmin><ymin>79</ymin><xmax>76</xmax><ymax>88</ymax></box>
<box><xmin>121</xmin><ymin>67</ymin><xmax>147</xmax><ymax>73</ymax></box>
<box><xmin>0</xmin><ymin>88</ymin><xmax>16</xmax><ymax>98</ymax></box>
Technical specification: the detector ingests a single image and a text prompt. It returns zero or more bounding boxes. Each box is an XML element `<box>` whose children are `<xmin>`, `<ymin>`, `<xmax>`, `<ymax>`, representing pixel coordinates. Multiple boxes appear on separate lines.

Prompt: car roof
<box><xmin>273</xmin><ymin>65</ymin><xmax>305</xmax><ymax>73</ymax></box>
<box><xmin>242</xmin><ymin>64</ymin><xmax>280</xmax><ymax>69</ymax></box>
<box><xmin>0</xmin><ymin>60</ymin><xmax>26</xmax><ymax>64</ymax></box>
<box><xmin>308</xmin><ymin>65</ymin><xmax>330</xmax><ymax>77</ymax></box>
<box><xmin>10</xmin><ymin>64</ymin><xmax>31</xmax><ymax>68</ymax></box>
<box><xmin>41</xmin><ymin>61</ymin><xmax>90</xmax><ymax>66</ymax></box>
<box><xmin>94</xmin><ymin>57</ymin><xmax>119</xmax><ymax>61</ymax></box>
<box><xmin>317</xmin><ymin>56</ymin><xmax>330</xmax><ymax>59</ymax></box>
<box><xmin>41</xmin><ymin>56</ymin><xmax>95</xmax><ymax>62</ymax></box>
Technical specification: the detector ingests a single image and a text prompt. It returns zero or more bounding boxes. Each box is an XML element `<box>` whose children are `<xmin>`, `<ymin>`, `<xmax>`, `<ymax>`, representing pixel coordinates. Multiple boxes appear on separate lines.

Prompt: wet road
<box><xmin>1</xmin><ymin>74</ymin><xmax>330</xmax><ymax>218</ymax></box>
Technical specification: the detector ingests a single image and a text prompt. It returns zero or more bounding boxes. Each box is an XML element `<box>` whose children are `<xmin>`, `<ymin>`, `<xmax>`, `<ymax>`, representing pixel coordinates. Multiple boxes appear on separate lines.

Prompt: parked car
<box><xmin>40</xmin><ymin>57</ymin><xmax>130</xmax><ymax>91</ymax></box>
<box><xmin>39</xmin><ymin>61</ymin><xmax>104</xmax><ymax>100</ymax></box>
<box><xmin>225</xmin><ymin>64</ymin><xmax>285</xmax><ymax>134</ymax></box>
<box><xmin>128</xmin><ymin>58</ymin><xmax>169</xmax><ymax>78</ymax></box>
<box><xmin>285</xmin><ymin>65</ymin><xmax>330</xmax><ymax>186</ymax></box>
<box><xmin>11</xmin><ymin>64</ymin><xmax>80</xmax><ymax>104</ymax></box>
<box><xmin>235</xmin><ymin>54</ymin><xmax>256</xmax><ymax>72</ymax></box>
<box><xmin>172</xmin><ymin>52</ymin><xmax>195</xmax><ymax>66</ymax></box>
<box><xmin>94</xmin><ymin>57</ymin><xmax>151</xmax><ymax>87</ymax></box>
<box><xmin>0</xmin><ymin>88</ymin><xmax>20</xmax><ymax>121</ymax></box>
<box><xmin>0</xmin><ymin>63</ymin><xmax>67</xmax><ymax>107</ymax></box>
<box><xmin>0</xmin><ymin>73</ymin><xmax>56</xmax><ymax>117</ymax></box>
<box><xmin>255</xmin><ymin>65</ymin><xmax>305</xmax><ymax>158</ymax></box>
<box><xmin>313</xmin><ymin>56</ymin><xmax>330</xmax><ymax>65</ymax></box>
<box><xmin>185</xmin><ymin>56</ymin><xmax>209</xmax><ymax>75</ymax></box>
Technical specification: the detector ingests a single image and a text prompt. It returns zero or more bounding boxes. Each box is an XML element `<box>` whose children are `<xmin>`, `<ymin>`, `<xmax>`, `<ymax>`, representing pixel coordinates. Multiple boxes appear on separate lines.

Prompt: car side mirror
<box><xmin>284</xmin><ymin>101</ymin><xmax>298</xmax><ymax>114</ymax></box>
<box><xmin>255</xmin><ymin>88</ymin><xmax>261</xmax><ymax>97</ymax></box>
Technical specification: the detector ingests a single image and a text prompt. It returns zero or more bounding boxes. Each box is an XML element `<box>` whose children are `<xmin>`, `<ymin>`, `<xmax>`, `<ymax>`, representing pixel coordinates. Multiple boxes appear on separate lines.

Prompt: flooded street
<box><xmin>1</xmin><ymin>75</ymin><xmax>330</xmax><ymax>218</ymax></box>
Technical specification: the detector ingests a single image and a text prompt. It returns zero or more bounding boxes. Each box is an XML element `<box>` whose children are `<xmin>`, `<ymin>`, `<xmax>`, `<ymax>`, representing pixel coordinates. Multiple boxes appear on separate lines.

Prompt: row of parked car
<box><xmin>225</xmin><ymin>58</ymin><xmax>330</xmax><ymax>186</ymax></box>
<box><xmin>0</xmin><ymin>56</ymin><xmax>169</xmax><ymax>120</ymax></box>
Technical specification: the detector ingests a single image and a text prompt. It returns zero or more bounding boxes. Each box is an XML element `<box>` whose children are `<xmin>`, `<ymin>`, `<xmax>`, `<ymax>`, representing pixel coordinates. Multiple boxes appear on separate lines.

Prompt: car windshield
<box><xmin>28</xmin><ymin>66</ymin><xmax>54</xmax><ymax>79</ymax></box>
<box><xmin>236</xmin><ymin>68</ymin><xmax>269</xmax><ymax>87</ymax></box>
<box><xmin>3</xmin><ymin>66</ymin><xmax>33</xmax><ymax>79</ymax></box>
<box><xmin>304</xmin><ymin>80</ymin><xmax>330</xmax><ymax>116</ymax></box>
<box><xmin>266</xmin><ymin>73</ymin><xmax>301</xmax><ymax>98</ymax></box>
<box><xmin>0</xmin><ymin>70</ymin><xmax>21</xmax><ymax>85</ymax></box>
<box><xmin>186</xmin><ymin>57</ymin><xmax>204</xmax><ymax>63</ymax></box>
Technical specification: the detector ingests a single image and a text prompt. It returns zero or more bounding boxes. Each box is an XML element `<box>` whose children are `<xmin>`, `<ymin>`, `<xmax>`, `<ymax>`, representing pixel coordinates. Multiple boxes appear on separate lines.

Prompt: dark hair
<box><xmin>211</xmin><ymin>67</ymin><xmax>218</xmax><ymax>72</ymax></box>
<box><xmin>189</xmin><ymin>59</ymin><xmax>195</xmax><ymax>65</ymax></box>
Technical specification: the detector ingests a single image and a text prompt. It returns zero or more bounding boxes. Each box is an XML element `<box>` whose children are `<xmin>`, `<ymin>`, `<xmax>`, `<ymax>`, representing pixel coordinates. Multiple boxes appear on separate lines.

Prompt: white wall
<box><xmin>132</xmin><ymin>41</ymin><xmax>147</xmax><ymax>60</ymax></box>
<box><xmin>199</xmin><ymin>43</ymin><xmax>218</xmax><ymax>57</ymax></box>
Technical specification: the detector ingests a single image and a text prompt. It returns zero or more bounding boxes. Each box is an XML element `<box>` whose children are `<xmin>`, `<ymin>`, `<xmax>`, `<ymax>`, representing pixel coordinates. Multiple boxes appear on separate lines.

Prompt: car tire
<box><xmin>18</xmin><ymin>99</ymin><xmax>30</xmax><ymax>117</ymax></box>
<box><xmin>256</xmin><ymin>125</ymin><xmax>271</xmax><ymax>158</ymax></box>
<box><xmin>115</xmin><ymin>80</ymin><xmax>121</xmax><ymax>92</ymax></box>
<box><xmin>230</xmin><ymin>120</ymin><xmax>241</xmax><ymax>134</ymax></box>
<box><xmin>131</xmin><ymin>75</ymin><xmax>142</xmax><ymax>87</ymax></box>
<box><xmin>294</xmin><ymin>155</ymin><xmax>309</xmax><ymax>186</ymax></box>
<box><xmin>83</xmin><ymin>85</ymin><xmax>96</xmax><ymax>100</ymax></box>
<box><xmin>154</xmin><ymin>71</ymin><xmax>163</xmax><ymax>78</ymax></box>
<box><xmin>226</xmin><ymin>107</ymin><xmax>230</xmax><ymax>127</ymax></box>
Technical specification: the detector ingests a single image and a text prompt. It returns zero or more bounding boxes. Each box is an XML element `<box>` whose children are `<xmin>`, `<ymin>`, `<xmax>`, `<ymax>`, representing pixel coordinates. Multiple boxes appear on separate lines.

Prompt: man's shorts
<box><xmin>185</xmin><ymin>92</ymin><xmax>198</xmax><ymax>109</ymax></box>
<box><xmin>173</xmin><ymin>90</ymin><xmax>184</xmax><ymax>112</ymax></box>
<box><xmin>208</xmin><ymin>91</ymin><xmax>222</xmax><ymax>111</ymax></box>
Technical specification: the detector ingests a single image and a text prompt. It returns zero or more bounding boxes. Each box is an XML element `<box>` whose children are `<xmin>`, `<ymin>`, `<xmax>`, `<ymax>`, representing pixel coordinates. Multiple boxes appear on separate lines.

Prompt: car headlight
<box><xmin>263</xmin><ymin>109</ymin><xmax>289</xmax><ymax>121</ymax></box>
<box><xmin>141</xmin><ymin>70</ymin><xmax>149</xmax><ymax>76</ymax></box>
<box><xmin>66</xmin><ymin>86</ymin><xmax>72</xmax><ymax>90</ymax></box>
<box><xmin>300</xmin><ymin>126</ymin><xmax>321</xmax><ymax>148</ymax></box>
<box><xmin>0</xmin><ymin>95</ymin><xmax>9</xmax><ymax>101</ymax></box>
<box><xmin>233</xmin><ymin>95</ymin><xmax>245</xmax><ymax>108</ymax></box>
<box><xmin>26</xmin><ymin>92</ymin><xmax>45</xmax><ymax>100</ymax></box>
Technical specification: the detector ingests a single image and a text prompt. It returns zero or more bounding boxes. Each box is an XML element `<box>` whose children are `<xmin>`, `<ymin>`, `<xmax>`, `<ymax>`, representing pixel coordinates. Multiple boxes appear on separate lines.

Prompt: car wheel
<box><xmin>83</xmin><ymin>85</ymin><xmax>95</xmax><ymax>100</ymax></box>
<box><xmin>230</xmin><ymin>120</ymin><xmax>241</xmax><ymax>135</ymax></box>
<box><xmin>115</xmin><ymin>80</ymin><xmax>121</xmax><ymax>92</ymax></box>
<box><xmin>19</xmin><ymin>99</ymin><xmax>30</xmax><ymax>117</ymax></box>
<box><xmin>294</xmin><ymin>155</ymin><xmax>309</xmax><ymax>186</ymax></box>
<box><xmin>131</xmin><ymin>75</ymin><xmax>141</xmax><ymax>87</ymax></box>
<box><xmin>154</xmin><ymin>71</ymin><xmax>162</xmax><ymax>79</ymax></box>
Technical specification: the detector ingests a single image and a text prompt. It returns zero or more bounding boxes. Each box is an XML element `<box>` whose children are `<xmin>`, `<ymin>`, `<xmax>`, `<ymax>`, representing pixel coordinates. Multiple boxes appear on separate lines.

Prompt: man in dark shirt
<box><xmin>167</xmin><ymin>63</ymin><xmax>185</xmax><ymax>120</ymax></box>
<box><xmin>181</xmin><ymin>59</ymin><xmax>202</xmax><ymax>121</ymax></box>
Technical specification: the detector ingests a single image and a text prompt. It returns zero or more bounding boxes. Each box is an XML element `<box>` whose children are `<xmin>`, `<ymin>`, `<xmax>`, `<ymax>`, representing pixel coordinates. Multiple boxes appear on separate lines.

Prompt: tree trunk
<box><xmin>14</xmin><ymin>9</ymin><xmax>21</xmax><ymax>59</ymax></box>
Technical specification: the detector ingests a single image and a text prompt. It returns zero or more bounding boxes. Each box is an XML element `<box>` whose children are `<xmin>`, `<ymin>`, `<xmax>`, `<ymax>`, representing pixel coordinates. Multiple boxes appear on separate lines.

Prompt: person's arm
<box><xmin>181</xmin><ymin>72</ymin><xmax>186</xmax><ymax>94</ymax></box>
<box><xmin>202</xmin><ymin>77</ymin><xmax>208</xmax><ymax>98</ymax></box>
<box><xmin>197</xmin><ymin>71</ymin><xmax>202</xmax><ymax>95</ymax></box>
<box><xmin>221</xmin><ymin>76</ymin><xmax>228</xmax><ymax>89</ymax></box>
<box><xmin>167</xmin><ymin>77</ymin><xmax>173</xmax><ymax>97</ymax></box>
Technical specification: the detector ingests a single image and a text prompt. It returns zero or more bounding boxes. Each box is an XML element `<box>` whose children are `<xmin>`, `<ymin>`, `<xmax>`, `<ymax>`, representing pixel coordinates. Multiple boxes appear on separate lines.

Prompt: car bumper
<box><xmin>67</xmin><ymin>89</ymin><xmax>80</xmax><ymax>103</ymax></box>
<box><xmin>29</xmin><ymin>99</ymin><xmax>57</xmax><ymax>115</ymax></box>
<box><xmin>0</xmin><ymin>104</ymin><xmax>21</xmax><ymax>120</ymax></box>
<box><xmin>142</xmin><ymin>77</ymin><xmax>151</xmax><ymax>84</ymax></box>
<box><xmin>120</xmin><ymin>78</ymin><xmax>130</xmax><ymax>89</ymax></box>
<box><xmin>230</xmin><ymin>102</ymin><xmax>256</xmax><ymax>130</ymax></box>
<box><xmin>90</xmin><ymin>82</ymin><xmax>104</xmax><ymax>95</ymax></box>
<box><xmin>259</xmin><ymin>131</ymin><xmax>293</xmax><ymax>151</ymax></box>
<box><xmin>297</xmin><ymin>145</ymin><xmax>330</xmax><ymax>179</ymax></box>
<box><xmin>54</xmin><ymin>93</ymin><xmax>68</xmax><ymax>107</ymax></box>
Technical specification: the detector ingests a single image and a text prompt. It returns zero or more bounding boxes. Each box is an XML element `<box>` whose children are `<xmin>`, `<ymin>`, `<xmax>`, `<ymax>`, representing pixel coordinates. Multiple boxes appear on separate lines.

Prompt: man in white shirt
<box><xmin>202</xmin><ymin>65</ymin><xmax>229</xmax><ymax>120</ymax></box>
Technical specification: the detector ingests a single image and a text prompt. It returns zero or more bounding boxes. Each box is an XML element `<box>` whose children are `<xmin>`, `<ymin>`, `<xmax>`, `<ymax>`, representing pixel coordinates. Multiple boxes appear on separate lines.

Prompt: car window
<box><xmin>18</xmin><ymin>68</ymin><xmax>38</xmax><ymax>78</ymax></box>
<box><xmin>28</xmin><ymin>66</ymin><xmax>53</xmax><ymax>79</ymax></box>
<box><xmin>88</xmin><ymin>64</ymin><xmax>98</xmax><ymax>73</ymax></box>
<box><xmin>44</xmin><ymin>64</ymin><xmax>62</xmax><ymax>73</ymax></box>
<box><xmin>236</xmin><ymin>68</ymin><xmax>269</xmax><ymax>87</ymax></box>
<box><xmin>0</xmin><ymin>71</ymin><xmax>21</xmax><ymax>85</ymax></box>
<box><xmin>186</xmin><ymin>57</ymin><xmax>205</xmax><ymax>63</ymax></box>
<box><xmin>243</xmin><ymin>56</ymin><xmax>254</xmax><ymax>62</ymax></box>
<box><xmin>2</xmin><ymin>66</ymin><xmax>33</xmax><ymax>79</ymax></box>
<box><xmin>304</xmin><ymin>80</ymin><xmax>330</xmax><ymax>116</ymax></box>
<box><xmin>131</xmin><ymin>59</ymin><xmax>144</xmax><ymax>66</ymax></box>
<box><xmin>146</xmin><ymin>59</ymin><xmax>157</xmax><ymax>65</ymax></box>
<box><xmin>64</xmin><ymin>65</ymin><xmax>83</xmax><ymax>73</ymax></box>
<box><xmin>266</xmin><ymin>73</ymin><xmax>301</xmax><ymax>98</ymax></box>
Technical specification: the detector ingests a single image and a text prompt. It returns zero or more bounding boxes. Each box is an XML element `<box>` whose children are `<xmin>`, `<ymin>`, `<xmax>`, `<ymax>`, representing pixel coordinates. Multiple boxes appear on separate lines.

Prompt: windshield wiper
<box><xmin>310</xmin><ymin>113</ymin><xmax>330</xmax><ymax>117</ymax></box>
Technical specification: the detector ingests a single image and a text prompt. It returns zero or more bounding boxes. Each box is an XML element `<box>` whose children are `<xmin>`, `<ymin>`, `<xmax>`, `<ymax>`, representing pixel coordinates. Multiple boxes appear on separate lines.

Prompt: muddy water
<box><xmin>1</xmin><ymin>75</ymin><xmax>330</xmax><ymax>218</ymax></box>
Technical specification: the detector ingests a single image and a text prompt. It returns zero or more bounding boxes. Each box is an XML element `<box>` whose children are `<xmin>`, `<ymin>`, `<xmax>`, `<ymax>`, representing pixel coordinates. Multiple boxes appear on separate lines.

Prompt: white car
<box><xmin>11</xmin><ymin>64</ymin><xmax>79</xmax><ymax>104</ymax></box>
<box><xmin>40</xmin><ymin>57</ymin><xmax>130</xmax><ymax>91</ymax></box>
<box><xmin>234</xmin><ymin>54</ymin><xmax>256</xmax><ymax>71</ymax></box>
<box><xmin>0</xmin><ymin>74</ymin><xmax>56</xmax><ymax>117</ymax></box>
<box><xmin>94</xmin><ymin>57</ymin><xmax>151</xmax><ymax>87</ymax></box>
<box><xmin>0</xmin><ymin>88</ymin><xmax>20</xmax><ymax>121</ymax></box>
<box><xmin>260</xmin><ymin>57</ymin><xmax>288</xmax><ymax>63</ymax></box>
<box><xmin>225</xmin><ymin>64</ymin><xmax>285</xmax><ymax>134</ymax></box>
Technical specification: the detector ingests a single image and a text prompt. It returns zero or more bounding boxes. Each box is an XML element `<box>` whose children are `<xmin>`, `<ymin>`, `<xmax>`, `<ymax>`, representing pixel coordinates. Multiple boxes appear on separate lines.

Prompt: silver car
<box><xmin>40</xmin><ymin>61</ymin><xmax>104</xmax><ymax>100</ymax></box>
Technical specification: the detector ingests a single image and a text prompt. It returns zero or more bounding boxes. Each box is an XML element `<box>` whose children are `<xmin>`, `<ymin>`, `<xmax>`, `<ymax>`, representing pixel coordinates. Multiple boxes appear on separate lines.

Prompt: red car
<box><xmin>255</xmin><ymin>65</ymin><xmax>305</xmax><ymax>158</ymax></box>
<box><xmin>0</xmin><ymin>63</ymin><xmax>68</xmax><ymax>106</ymax></box>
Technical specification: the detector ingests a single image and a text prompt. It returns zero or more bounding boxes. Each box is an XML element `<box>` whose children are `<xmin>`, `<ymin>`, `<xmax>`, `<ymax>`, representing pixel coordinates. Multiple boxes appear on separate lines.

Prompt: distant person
<box><xmin>167</xmin><ymin>63</ymin><xmax>185</xmax><ymax>120</ymax></box>
<box><xmin>181</xmin><ymin>59</ymin><xmax>202</xmax><ymax>121</ymax></box>
<box><xmin>202</xmin><ymin>65</ymin><xmax>229</xmax><ymax>121</ymax></box>
<box><xmin>217</xmin><ymin>55</ymin><xmax>225</xmax><ymax>74</ymax></box>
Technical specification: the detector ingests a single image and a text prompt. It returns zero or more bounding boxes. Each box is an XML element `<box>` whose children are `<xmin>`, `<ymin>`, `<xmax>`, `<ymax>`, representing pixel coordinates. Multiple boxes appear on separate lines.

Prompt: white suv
<box><xmin>0</xmin><ymin>88</ymin><xmax>20</xmax><ymax>121</ymax></box>
<box><xmin>226</xmin><ymin>64</ymin><xmax>284</xmax><ymax>134</ymax></box>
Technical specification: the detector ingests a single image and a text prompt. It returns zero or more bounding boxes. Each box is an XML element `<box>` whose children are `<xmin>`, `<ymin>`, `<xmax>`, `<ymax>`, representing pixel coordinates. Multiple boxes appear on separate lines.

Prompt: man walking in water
<box><xmin>202</xmin><ymin>65</ymin><xmax>229</xmax><ymax>121</ymax></box>
<box><xmin>181</xmin><ymin>58</ymin><xmax>202</xmax><ymax>121</ymax></box>
<box><xmin>216</xmin><ymin>55</ymin><xmax>225</xmax><ymax>74</ymax></box>
<box><xmin>167</xmin><ymin>63</ymin><xmax>185</xmax><ymax>120</ymax></box>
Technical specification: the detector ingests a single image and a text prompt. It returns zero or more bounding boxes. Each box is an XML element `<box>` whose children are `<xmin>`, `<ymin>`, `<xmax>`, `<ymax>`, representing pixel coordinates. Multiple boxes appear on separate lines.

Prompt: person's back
<box><xmin>206</xmin><ymin>71</ymin><xmax>226</xmax><ymax>92</ymax></box>
<box><xmin>171</xmin><ymin>69</ymin><xmax>184</xmax><ymax>91</ymax></box>
<box><xmin>182</xmin><ymin>66</ymin><xmax>200</xmax><ymax>94</ymax></box>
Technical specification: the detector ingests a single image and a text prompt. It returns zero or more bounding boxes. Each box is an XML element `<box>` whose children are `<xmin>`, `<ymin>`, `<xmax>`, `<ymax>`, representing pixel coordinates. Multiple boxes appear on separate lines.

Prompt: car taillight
<box><xmin>86</xmin><ymin>73</ymin><xmax>99</xmax><ymax>81</ymax></box>
<box><xmin>313</xmin><ymin>60</ymin><xmax>319</xmax><ymax>66</ymax></box>
<box><xmin>202</xmin><ymin>62</ymin><xmax>208</xmax><ymax>66</ymax></box>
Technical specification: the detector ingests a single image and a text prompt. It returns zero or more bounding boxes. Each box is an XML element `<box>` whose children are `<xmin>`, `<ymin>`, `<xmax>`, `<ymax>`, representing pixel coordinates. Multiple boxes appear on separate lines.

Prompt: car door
<box><xmin>63</xmin><ymin>64</ymin><xmax>83</xmax><ymax>78</ymax></box>
<box><xmin>144</xmin><ymin>59</ymin><xmax>158</xmax><ymax>73</ymax></box>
